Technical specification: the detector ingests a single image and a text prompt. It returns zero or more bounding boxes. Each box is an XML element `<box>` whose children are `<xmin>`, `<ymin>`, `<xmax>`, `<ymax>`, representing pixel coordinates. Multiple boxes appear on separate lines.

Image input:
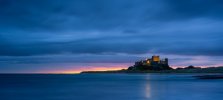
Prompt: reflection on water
<box><xmin>142</xmin><ymin>74</ymin><xmax>223</xmax><ymax>100</ymax></box>
<box><xmin>0</xmin><ymin>74</ymin><xmax>223</xmax><ymax>100</ymax></box>
<box><xmin>145</xmin><ymin>76</ymin><xmax>151</xmax><ymax>99</ymax></box>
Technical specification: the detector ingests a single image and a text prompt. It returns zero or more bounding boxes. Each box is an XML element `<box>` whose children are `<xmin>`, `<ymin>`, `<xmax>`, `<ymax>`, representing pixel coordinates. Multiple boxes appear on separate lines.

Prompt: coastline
<box><xmin>81</xmin><ymin>66</ymin><xmax>223</xmax><ymax>74</ymax></box>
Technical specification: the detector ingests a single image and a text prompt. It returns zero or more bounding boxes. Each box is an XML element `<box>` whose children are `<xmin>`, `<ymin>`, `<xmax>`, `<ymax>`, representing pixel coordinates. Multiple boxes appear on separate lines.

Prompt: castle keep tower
<box><xmin>152</xmin><ymin>55</ymin><xmax>160</xmax><ymax>62</ymax></box>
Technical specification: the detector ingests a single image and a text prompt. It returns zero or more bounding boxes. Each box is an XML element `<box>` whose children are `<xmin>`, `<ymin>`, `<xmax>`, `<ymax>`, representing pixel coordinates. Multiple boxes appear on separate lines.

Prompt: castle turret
<box><xmin>165</xmin><ymin>58</ymin><xmax>168</xmax><ymax>64</ymax></box>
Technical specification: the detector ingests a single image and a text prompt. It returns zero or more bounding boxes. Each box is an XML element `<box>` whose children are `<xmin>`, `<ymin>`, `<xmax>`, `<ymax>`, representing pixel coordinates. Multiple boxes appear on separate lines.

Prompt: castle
<box><xmin>128</xmin><ymin>55</ymin><xmax>172</xmax><ymax>71</ymax></box>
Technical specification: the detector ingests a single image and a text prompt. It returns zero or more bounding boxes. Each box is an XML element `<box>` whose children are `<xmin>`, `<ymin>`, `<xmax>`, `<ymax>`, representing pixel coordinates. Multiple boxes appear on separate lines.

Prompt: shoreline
<box><xmin>81</xmin><ymin>66</ymin><xmax>223</xmax><ymax>74</ymax></box>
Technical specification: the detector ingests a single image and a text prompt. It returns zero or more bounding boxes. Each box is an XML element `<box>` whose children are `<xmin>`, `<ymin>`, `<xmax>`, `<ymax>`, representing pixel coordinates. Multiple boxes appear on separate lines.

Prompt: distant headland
<box><xmin>81</xmin><ymin>55</ymin><xmax>223</xmax><ymax>74</ymax></box>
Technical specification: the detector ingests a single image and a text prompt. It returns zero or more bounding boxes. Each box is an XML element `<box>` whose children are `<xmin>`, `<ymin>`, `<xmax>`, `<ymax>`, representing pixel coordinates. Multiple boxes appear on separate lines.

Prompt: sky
<box><xmin>0</xmin><ymin>0</ymin><xmax>223</xmax><ymax>73</ymax></box>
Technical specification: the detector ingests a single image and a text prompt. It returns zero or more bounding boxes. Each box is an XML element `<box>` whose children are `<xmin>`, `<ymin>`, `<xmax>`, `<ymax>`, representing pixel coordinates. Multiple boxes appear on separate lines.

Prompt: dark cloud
<box><xmin>166</xmin><ymin>0</ymin><xmax>223</xmax><ymax>19</ymax></box>
<box><xmin>0</xmin><ymin>0</ymin><xmax>223</xmax><ymax>72</ymax></box>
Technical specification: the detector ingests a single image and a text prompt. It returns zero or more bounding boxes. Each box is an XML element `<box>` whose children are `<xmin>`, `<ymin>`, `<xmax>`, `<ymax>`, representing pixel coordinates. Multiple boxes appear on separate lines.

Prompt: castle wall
<box><xmin>132</xmin><ymin>56</ymin><xmax>171</xmax><ymax>71</ymax></box>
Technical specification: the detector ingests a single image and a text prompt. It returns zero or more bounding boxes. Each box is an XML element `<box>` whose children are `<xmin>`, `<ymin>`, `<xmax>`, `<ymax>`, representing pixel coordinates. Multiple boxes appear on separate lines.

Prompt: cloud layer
<box><xmin>0</xmin><ymin>0</ymin><xmax>223</xmax><ymax>73</ymax></box>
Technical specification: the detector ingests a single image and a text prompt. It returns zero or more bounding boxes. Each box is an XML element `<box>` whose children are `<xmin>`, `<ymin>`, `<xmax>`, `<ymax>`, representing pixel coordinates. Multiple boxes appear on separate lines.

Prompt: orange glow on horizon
<box><xmin>42</xmin><ymin>66</ymin><xmax>127</xmax><ymax>74</ymax></box>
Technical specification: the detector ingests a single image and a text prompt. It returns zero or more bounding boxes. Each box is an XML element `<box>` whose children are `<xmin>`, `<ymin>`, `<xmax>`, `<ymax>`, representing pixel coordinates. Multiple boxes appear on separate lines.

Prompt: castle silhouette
<box><xmin>128</xmin><ymin>55</ymin><xmax>172</xmax><ymax>71</ymax></box>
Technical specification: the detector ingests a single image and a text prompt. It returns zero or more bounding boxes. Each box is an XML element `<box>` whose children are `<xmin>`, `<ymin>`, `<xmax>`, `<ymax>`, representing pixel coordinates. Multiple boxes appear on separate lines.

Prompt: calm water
<box><xmin>0</xmin><ymin>74</ymin><xmax>223</xmax><ymax>100</ymax></box>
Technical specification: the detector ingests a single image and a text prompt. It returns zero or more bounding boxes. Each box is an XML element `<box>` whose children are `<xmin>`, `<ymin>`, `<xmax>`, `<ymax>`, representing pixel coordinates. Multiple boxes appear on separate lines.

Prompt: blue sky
<box><xmin>0</xmin><ymin>0</ymin><xmax>223</xmax><ymax>73</ymax></box>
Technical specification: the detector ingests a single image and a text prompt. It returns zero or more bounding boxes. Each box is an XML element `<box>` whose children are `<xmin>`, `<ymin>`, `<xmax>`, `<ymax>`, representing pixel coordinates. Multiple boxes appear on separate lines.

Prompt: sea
<box><xmin>0</xmin><ymin>74</ymin><xmax>223</xmax><ymax>100</ymax></box>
